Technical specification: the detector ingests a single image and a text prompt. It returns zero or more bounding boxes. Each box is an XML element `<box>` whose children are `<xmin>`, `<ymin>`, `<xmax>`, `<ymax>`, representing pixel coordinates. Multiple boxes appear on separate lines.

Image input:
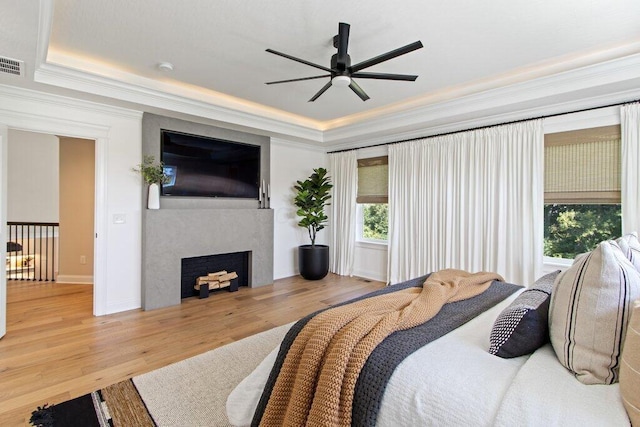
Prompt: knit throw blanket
<box><xmin>257</xmin><ymin>269</ymin><xmax>504</xmax><ymax>427</ymax></box>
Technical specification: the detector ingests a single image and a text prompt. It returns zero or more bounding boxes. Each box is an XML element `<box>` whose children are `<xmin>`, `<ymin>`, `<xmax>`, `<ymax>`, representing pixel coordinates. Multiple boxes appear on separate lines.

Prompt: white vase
<box><xmin>148</xmin><ymin>183</ymin><xmax>160</xmax><ymax>209</ymax></box>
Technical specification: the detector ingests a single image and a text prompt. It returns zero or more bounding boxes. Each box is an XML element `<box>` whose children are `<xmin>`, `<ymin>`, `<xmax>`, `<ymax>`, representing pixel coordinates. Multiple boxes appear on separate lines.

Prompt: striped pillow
<box><xmin>549</xmin><ymin>241</ymin><xmax>640</xmax><ymax>385</ymax></box>
<box><xmin>620</xmin><ymin>299</ymin><xmax>640</xmax><ymax>425</ymax></box>
<box><xmin>617</xmin><ymin>232</ymin><xmax>640</xmax><ymax>272</ymax></box>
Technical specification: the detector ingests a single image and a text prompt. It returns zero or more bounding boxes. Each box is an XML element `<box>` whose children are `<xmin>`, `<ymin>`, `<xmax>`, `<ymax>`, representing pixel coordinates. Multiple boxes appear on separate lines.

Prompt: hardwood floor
<box><xmin>0</xmin><ymin>275</ymin><xmax>384</xmax><ymax>426</ymax></box>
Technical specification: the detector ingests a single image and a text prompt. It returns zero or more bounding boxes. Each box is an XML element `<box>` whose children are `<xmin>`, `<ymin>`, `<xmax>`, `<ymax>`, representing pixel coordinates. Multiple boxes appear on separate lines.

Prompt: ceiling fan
<box><xmin>265</xmin><ymin>22</ymin><xmax>423</xmax><ymax>102</ymax></box>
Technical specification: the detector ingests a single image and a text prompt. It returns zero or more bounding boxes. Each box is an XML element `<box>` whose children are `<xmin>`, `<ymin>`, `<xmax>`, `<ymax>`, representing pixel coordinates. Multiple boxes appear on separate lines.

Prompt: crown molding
<box><xmin>34</xmin><ymin>61</ymin><xmax>324</xmax><ymax>143</ymax></box>
<box><xmin>270</xmin><ymin>137</ymin><xmax>328</xmax><ymax>153</ymax></box>
<box><xmin>0</xmin><ymin>84</ymin><xmax>142</xmax><ymax>121</ymax></box>
<box><xmin>323</xmin><ymin>53</ymin><xmax>640</xmax><ymax>148</ymax></box>
<box><xmin>325</xmin><ymin>88</ymin><xmax>640</xmax><ymax>153</ymax></box>
<box><xmin>33</xmin><ymin>51</ymin><xmax>640</xmax><ymax>149</ymax></box>
<box><xmin>35</xmin><ymin>0</ymin><xmax>53</xmax><ymax>71</ymax></box>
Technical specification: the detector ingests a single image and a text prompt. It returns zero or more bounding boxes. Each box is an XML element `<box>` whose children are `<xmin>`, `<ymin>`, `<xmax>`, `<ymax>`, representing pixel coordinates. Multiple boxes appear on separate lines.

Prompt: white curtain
<box><xmin>329</xmin><ymin>151</ymin><xmax>357</xmax><ymax>276</ymax></box>
<box><xmin>387</xmin><ymin>120</ymin><xmax>543</xmax><ymax>286</ymax></box>
<box><xmin>621</xmin><ymin>103</ymin><xmax>640</xmax><ymax>234</ymax></box>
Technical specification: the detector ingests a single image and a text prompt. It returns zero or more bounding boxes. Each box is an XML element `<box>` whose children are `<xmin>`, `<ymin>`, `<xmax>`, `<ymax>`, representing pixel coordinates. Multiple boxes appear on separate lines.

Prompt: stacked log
<box><xmin>194</xmin><ymin>270</ymin><xmax>238</xmax><ymax>291</ymax></box>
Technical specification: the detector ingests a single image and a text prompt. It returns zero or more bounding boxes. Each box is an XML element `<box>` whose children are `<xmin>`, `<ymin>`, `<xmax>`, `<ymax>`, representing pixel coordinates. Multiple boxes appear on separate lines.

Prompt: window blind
<box><xmin>544</xmin><ymin>125</ymin><xmax>621</xmax><ymax>204</ymax></box>
<box><xmin>357</xmin><ymin>156</ymin><xmax>388</xmax><ymax>203</ymax></box>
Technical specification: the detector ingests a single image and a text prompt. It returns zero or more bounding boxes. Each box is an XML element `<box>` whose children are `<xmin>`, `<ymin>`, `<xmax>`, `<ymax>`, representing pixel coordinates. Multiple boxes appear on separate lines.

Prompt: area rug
<box><xmin>30</xmin><ymin>380</ymin><xmax>154</xmax><ymax>427</ymax></box>
<box><xmin>30</xmin><ymin>324</ymin><xmax>291</xmax><ymax>427</ymax></box>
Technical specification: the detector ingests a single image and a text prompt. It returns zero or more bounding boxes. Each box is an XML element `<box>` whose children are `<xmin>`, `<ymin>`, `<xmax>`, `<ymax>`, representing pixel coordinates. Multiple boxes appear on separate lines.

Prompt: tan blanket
<box><xmin>259</xmin><ymin>269</ymin><xmax>504</xmax><ymax>427</ymax></box>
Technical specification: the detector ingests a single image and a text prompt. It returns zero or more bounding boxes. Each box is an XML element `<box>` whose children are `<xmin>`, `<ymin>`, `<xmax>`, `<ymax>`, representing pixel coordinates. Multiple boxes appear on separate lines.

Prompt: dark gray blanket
<box><xmin>251</xmin><ymin>275</ymin><xmax>521</xmax><ymax>426</ymax></box>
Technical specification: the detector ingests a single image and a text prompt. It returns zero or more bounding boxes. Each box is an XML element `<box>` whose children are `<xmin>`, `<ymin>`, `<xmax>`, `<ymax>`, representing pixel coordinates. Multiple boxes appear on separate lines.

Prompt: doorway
<box><xmin>5</xmin><ymin>130</ymin><xmax>95</xmax><ymax>311</ymax></box>
<box><xmin>0</xmin><ymin>86</ymin><xmax>142</xmax><ymax>339</ymax></box>
<box><xmin>1</xmin><ymin>122</ymin><xmax>108</xmax><ymax>339</ymax></box>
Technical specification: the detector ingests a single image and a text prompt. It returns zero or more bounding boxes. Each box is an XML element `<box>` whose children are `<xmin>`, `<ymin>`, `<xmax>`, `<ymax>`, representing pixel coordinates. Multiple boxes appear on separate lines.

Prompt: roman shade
<box><xmin>357</xmin><ymin>156</ymin><xmax>388</xmax><ymax>204</ymax></box>
<box><xmin>544</xmin><ymin>125</ymin><xmax>621</xmax><ymax>204</ymax></box>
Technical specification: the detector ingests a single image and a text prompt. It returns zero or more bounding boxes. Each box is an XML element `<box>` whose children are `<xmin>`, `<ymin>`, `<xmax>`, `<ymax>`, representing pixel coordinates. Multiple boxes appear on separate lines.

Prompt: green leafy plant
<box><xmin>543</xmin><ymin>203</ymin><xmax>621</xmax><ymax>259</ymax></box>
<box><xmin>294</xmin><ymin>167</ymin><xmax>333</xmax><ymax>246</ymax></box>
<box><xmin>132</xmin><ymin>155</ymin><xmax>170</xmax><ymax>184</ymax></box>
<box><xmin>363</xmin><ymin>203</ymin><xmax>389</xmax><ymax>240</ymax></box>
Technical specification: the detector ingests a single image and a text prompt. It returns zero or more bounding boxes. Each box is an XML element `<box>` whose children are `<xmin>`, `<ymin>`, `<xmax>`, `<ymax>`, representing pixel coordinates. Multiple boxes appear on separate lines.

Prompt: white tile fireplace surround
<box><xmin>142</xmin><ymin>208</ymin><xmax>274</xmax><ymax>310</ymax></box>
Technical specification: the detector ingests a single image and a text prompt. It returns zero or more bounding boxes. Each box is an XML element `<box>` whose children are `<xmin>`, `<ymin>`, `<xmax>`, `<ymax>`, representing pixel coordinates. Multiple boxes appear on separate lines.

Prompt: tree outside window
<box><xmin>362</xmin><ymin>203</ymin><xmax>388</xmax><ymax>241</ymax></box>
<box><xmin>544</xmin><ymin>204</ymin><xmax>621</xmax><ymax>259</ymax></box>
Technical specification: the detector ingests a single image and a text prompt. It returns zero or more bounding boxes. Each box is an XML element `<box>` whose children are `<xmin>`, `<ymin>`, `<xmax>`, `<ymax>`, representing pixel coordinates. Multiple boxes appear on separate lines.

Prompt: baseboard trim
<box><xmin>105</xmin><ymin>298</ymin><xmax>141</xmax><ymax>315</ymax></box>
<box><xmin>56</xmin><ymin>274</ymin><xmax>93</xmax><ymax>284</ymax></box>
<box><xmin>352</xmin><ymin>269</ymin><xmax>387</xmax><ymax>284</ymax></box>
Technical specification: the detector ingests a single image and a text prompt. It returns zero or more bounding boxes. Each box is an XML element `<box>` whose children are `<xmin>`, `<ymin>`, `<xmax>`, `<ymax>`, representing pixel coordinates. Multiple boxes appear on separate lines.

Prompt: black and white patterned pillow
<box><xmin>489</xmin><ymin>271</ymin><xmax>560</xmax><ymax>358</ymax></box>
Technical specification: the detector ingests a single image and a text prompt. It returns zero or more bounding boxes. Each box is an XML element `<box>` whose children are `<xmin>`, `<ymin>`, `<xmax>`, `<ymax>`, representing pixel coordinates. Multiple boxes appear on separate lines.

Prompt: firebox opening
<box><xmin>181</xmin><ymin>251</ymin><xmax>251</xmax><ymax>299</ymax></box>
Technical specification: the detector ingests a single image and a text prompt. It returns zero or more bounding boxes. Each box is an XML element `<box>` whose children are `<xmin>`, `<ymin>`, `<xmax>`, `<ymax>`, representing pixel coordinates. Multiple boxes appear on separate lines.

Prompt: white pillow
<box><xmin>617</xmin><ymin>232</ymin><xmax>640</xmax><ymax>272</ymax></box>
<box><xmin>549</xmin><ymin>241</ymin><xmax>640</xmax><ymax>385</ymax></box>
<box><xmin>620</xmin><ymin>299</ymin><xmax>640</xmax><ymax>426</ymax></box>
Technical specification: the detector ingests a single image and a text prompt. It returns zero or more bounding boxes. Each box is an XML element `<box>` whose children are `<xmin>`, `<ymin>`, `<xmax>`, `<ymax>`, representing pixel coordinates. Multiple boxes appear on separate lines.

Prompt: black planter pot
<box><xmin>298</xmin><ymin>244</ymin><xmax>329</xmax><ymax>280</ymax></box>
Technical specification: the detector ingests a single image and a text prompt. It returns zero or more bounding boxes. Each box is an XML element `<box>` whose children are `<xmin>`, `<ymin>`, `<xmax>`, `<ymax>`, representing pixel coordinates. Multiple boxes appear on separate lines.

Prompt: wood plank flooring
<box><xmin>0</xmin><ymin>275</ymin><xmax>384</xmax><ymax>426</ymax></box>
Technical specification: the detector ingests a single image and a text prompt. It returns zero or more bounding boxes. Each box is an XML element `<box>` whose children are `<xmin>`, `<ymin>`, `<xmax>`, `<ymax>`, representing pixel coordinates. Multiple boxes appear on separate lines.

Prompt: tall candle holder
<box><xmin>266</xmin><ymin>183</ymin><xmax>271</xmax><ymax>209</ymax></box>
<box><xmin>258</xmin><ymin>181</ymin><xmax>269</xmax><ymax>209</ymax></box>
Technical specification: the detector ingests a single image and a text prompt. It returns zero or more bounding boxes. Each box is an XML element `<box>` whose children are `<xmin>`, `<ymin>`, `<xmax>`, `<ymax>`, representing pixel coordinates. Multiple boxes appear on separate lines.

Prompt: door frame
<box><xmin>0</xmin><ymin>117</ymin><xmax>108</xmax><ymax>337</ymax></box>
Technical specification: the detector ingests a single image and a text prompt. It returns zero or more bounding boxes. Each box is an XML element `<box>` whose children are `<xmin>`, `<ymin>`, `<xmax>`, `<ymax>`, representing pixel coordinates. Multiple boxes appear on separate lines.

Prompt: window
<box><xmin>360</xmin><ymin>203</ymin><xmax>389</xmax><ymax>241</ymax></box>
<box><xmin>357</xmin><ymin>156</ymin><xmax>388</xmax><ymax>242</ymax></box>
<box><xmin>544</xmin><ymin>125</ymin><xmax>622</xmax><ymax>260</ymax></box>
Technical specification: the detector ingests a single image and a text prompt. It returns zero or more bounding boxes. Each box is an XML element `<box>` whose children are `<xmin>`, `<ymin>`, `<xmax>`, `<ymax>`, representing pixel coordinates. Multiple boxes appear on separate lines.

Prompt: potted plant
<box><xmin>294</xmin><ymin>167</ymin><xmax>333</xmax><ymax>280</ymax></box>
<box><xmin>133</xmin><ymin>155</ymin><xmax>170</xmax><ymax>209</ymax></box>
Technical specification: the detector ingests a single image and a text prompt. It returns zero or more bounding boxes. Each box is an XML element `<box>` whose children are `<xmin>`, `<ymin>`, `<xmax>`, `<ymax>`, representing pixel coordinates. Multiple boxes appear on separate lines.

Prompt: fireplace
<box><xmin>181</xmin><ymin>251</ymin><xmax>250</xmax><ymax>298</ymax></box>
<box><xmin>142</xmin><ymin>208</ymin><xmax>273</xmax><ymax>310</ymax></box>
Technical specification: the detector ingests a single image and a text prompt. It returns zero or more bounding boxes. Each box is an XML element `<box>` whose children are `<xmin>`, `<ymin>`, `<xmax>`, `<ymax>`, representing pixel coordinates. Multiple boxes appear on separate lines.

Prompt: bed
<box><xmin>226</xmin><ymin>263</ymin><xmax>637</xmax><ymax>426</ymax></box>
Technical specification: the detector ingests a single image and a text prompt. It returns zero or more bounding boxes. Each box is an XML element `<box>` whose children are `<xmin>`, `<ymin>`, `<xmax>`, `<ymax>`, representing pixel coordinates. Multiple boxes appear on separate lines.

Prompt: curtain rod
<box><xmin>327</xmin><ymin>98</ymin><xmax>640</xmax><ymax>154</ymax></box>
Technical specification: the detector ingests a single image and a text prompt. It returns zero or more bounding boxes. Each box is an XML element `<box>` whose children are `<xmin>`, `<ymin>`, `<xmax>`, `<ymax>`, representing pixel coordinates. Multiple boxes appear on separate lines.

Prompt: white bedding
<box><xmin>494</xmin><ymin>345</ymin><xmax>629</xmax><ymax>426</ymax></box>
<box><xmin>226</xmin><ymin>290</ymin><xmax>629</xmax><ymax>426</ymax></box>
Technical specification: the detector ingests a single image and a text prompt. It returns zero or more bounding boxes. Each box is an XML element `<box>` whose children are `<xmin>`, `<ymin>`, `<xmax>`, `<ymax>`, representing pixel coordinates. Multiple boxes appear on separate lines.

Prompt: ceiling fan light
<box><xmin>332</xmin><ymin>75</ymin><xmax>351</xmax><ymax>87</ymax></box>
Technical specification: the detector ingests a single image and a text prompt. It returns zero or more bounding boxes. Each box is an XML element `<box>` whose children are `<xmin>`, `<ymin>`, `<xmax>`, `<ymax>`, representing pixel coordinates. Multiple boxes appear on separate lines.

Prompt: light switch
<box><xmin>113</xmin><ymin>214</ymin><xmax>126</xmax><ymax>224</ymax></box>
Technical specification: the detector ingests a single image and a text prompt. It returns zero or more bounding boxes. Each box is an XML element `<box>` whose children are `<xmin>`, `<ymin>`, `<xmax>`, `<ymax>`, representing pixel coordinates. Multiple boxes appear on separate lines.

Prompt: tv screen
<box><xmin>160</xmin><ymin>130</ymin><xmax>260</xmax><ymax>198</ymax></box>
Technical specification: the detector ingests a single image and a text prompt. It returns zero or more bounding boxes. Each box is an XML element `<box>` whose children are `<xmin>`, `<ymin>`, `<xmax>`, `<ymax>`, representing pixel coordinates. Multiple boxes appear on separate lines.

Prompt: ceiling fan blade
<box><xmin>266</xmin><ymin>49</ymin><xmax>333</xmax><ymax>73</ymax></box>
<box><xmin>351</xmin><ymin>72</ymin><xmax>418</xmax><ymax>81</ymax></box>
<box><xmin>308</xmin><ymin>80</ymin><xmax>333</xmax><ymax>102</ymax></box>
<box><xmin>349</xmin><ymin>41</ymin><xmax>423</xmax><ymax>73</ymax></box>
<box><xmin>349</xmin><ymin>80</ymin><xmax>370</xmax><ymax>101</ymax></box>
<box><xmin>266</xmin><ymin>75</ymin><xmax>331</xmax><ymax>85</ymax></box>
<box><xmin>337</xmin><ymin>22</ymin><xmax>350</xmax><ymax>70</ymax></box>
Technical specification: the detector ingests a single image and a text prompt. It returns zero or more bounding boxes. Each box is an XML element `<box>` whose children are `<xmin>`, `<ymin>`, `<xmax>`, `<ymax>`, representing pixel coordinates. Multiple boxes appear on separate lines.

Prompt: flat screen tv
<box><xmin>160</xmin><ymin>130</ymin><xmax>260</xmax><ymax>198</ymax></box>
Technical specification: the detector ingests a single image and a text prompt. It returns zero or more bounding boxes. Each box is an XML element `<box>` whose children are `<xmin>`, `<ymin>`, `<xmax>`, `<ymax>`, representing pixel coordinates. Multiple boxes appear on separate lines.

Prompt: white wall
<box><xmin>7</xmin><ymin>130</ymin><xmax>59</xmax><ymax>222</ymax></box>
<box><xmin>0</xmin><ymin>85</ymin><xmax>143</xmax><ymax>315</ymax></box>
<box><xmin>269</xmin><ymin>141</ymin><xmax>390</xmax><ymax>283</ymax></box>
<box><xmin>353</xmin><ymin>241</ymin><xmax>388</xmax><ymax>283</ymax></box>
<box><xmin>271</xmin><ymin>139</ymin><xmax>328</xmax><ymax>279</ymax></box>
<box><xmin>270</xmin><ymin>141</ymin><xmax>390</xmax><ymax>283</ymax></box>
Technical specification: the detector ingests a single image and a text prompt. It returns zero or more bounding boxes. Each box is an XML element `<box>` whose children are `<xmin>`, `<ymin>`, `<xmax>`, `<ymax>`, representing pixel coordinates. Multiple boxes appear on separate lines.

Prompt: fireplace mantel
<box><xmin>142</xmin><ymin>208</ymin><xmax>274</xmax><ymax>310</ymax></box>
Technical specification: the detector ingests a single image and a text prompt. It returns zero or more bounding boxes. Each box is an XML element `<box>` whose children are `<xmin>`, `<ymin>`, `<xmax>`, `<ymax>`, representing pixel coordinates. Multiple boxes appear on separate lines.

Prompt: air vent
<box><xmin>0</xmin><ymin>56</ymin><xmax>24</xmax><ymax>77</ymax></box>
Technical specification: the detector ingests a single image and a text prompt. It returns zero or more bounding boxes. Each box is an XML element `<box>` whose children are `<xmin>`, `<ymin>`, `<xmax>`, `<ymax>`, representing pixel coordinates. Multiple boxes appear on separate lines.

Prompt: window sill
<box><xmin>355</xmin><ymin>240</ymin><xmax>388</xmax><ymax>251</ymax></box>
